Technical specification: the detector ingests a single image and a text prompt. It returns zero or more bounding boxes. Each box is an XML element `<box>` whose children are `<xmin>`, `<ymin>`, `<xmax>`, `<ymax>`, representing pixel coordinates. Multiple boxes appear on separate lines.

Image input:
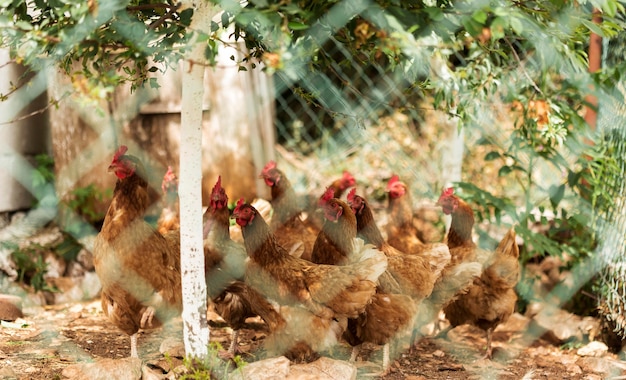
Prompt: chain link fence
<box><xmin>0</xmin><ymin>0</ymin><xmax>625</xmax><ymax>377</ymax></box>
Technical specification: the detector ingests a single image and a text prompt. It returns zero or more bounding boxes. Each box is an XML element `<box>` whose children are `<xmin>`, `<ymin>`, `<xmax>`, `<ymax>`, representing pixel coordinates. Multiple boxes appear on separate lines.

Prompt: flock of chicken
<box><xmin>92</xmin><ymin>145</ymin><xmax>521</xmax><ymax>374</ymax></box>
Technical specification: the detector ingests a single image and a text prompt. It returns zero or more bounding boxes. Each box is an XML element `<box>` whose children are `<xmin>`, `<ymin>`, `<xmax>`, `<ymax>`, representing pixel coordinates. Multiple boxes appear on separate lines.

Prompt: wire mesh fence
<box><xmin>1</xmin><ymin>0</ymin><xmax>626</xmax><ymax>377</ymax></box>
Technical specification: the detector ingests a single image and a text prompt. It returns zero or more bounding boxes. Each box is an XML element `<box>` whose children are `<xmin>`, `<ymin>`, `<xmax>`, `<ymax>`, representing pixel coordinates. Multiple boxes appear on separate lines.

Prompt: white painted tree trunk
<box><xmin>179</xmin><ymin>0</ymin><xmax>214</xmax><ymax>359</ymax></box>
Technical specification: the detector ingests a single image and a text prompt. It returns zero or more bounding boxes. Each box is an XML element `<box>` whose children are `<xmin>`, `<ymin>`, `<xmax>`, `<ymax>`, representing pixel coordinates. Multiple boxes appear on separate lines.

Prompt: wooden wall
<box><xmin>47</xmin><ymin>41</ymin><xmax>275</xmax><ymax>223</ymax></box>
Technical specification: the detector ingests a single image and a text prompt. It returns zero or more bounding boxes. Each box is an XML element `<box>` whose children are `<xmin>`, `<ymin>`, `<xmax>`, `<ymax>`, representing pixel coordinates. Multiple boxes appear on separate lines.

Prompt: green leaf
<box><xmin>484</xmin><ymin>151</ymin><xmax>501</xmax><ymax>161</ymax></box>
<box><xmin>490</xmin><ymin>16</ymin><xmax>508</xmax><ymax>40</ymax></box>
<box><xmin>149</xmin><ymin>77</ymin><xmax>160</xmax><ymax>89</ymax></box>
<box><xmin>179</xmin><ymin>8</ymin><xmax>194</xmax><ymax>27</ymax></box>
<box><xmin>15</xmin><ymin>21</ymin><xmax>33</xmax><ymax>30</ymax></box>
<box><xmin>461</xmin><ymin>16</ymin><xmax>483</xmax><ymax>37</ymax></box>
<box><xmin>549</xmin><ymin>184</ymin><xmax>565</xmax><ymax>209</ymax></box>
<box><xmin>221</xmin><ymin>11</ymin><xmax>231</xmax><ymax>28</ymax></box>
<box><xmin>498</xmin><ymin>165</ymin><xmax>512</xmax><ymax>177</ymax></box>
<box><xmin>581</xmin><ymin>19</ymin><xmax>605</xmax><ymax>37</ymax></box>
<box><xmin>288</xmin><ymin>21</ymin><xmax>308</xmax><ymax>31</ymax></box>
<box><xmin>471</xmin><ymin>10</ymin><xmax>488</xmax><ymax>25</ymax></box>
<box><xmin>424</xmin><ymin>7</ymin><xmax>444</xmax><ymax>21</ymax></box>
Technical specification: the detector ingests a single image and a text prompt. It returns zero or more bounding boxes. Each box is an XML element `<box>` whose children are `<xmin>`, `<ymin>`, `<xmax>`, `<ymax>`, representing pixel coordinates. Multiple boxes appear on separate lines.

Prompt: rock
<box><xmin>0</xmin><ymin>213</ymin><xmax>9</xmax><ymax>230</ymax></box>
<box><xmin>65</xmin><ymin>261</ymin><xmax>86</xmax><ymax>278</ymax></box>
<box><xmin>61</xmin><ymin>358</ymin><xmax>142</xmax><ymax>380</ymax></box>
<box><xmin>26</xmin><ymin>225</ymin><xmax>64</xmax><ymax>249</ymax></box>
<box><xmin>159</xmin><ymin>337</ymin><xmax>185</xmax><ymax>358</ymax></box>
<box><xmin>229</xmin><ymin>356</ymin><xmax>291</xmax><ymax>380</ymax></box>
<box><xmin>0</xmin><ymin>294</ymin><xmax>23</xmax><ymax>321</ymax></box>
<box><xmin>527</xmin><ymin>303</ymin><xmax>588</xmax><ymax>344</ymax></box>
<box><xmin>142</xmin><ymin>364</ymin><xmax>168</xmax><ymax>380</ymax></box>
<box><xmin>43</xmin><ymin>252</ymin><xmax>67</xmax><ymax>280</ymax></box>
<box><xmin>48</xmin><ymin>272</ymin><xmax>101</xmax><ymax>304</ymax></box>
<box><xmin>580</xmin><ymin>317</ymin><xmax>601</xmax><ymax>342</ymax></box>
<box><xmin>568</xmin><ymin>364</ymin><xmax>583</xmax><ymax>375</ymax></box>
<box><xmin>577</xmin><ymin>357</ymin><xmax>626</xmax><ymax>378</ymax></box>
<box><xmin>0</xmin><ymin>365</ymin><xmax>17</xmax><ymax>379</ymax></box>
<box><xmin>288</xmin><ymin>357</ymin><xmax>357</xmax><ymax>380</ymax></box>
<box><xmin>498</xmin><ymin>312</ymin><xmax>530</xmax><ymax>333</ymax></box>
<box><xmin>76</xmin><ymin>248</ymin><xmax>94</xmax><ymax>272</ymax></box>
<box><xmin>577</xmin><ymin>341</ymin><xmax>609</xmax><ymax>357</ymax></box>
<box><xmin>9</xmin><ymin>212</ymin><xmax>26</xmax><ymax>225</ymax></box>
<box><xmin>583</xmin><ymin>375</ymin><xmax>603</xmax><ymax>380</ymax></box>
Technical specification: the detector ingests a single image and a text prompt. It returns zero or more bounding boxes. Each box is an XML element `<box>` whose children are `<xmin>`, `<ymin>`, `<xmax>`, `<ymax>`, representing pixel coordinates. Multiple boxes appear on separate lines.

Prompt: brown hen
<box><xmin>203</xmin><ymin>176</ymin><xmax>284</xmax><ymax>358</ymax></box>
<box><xmin>437</xmin><ymin>187</ymin><xmax>520</xmax><ymax>359</ymax></box>
<box><xmin>260</xmin><ymin>161</ymin><xmax>319</xmax><ymax>260</ymax></box>
<box><xmin>312</xmin><ymin>188</ymin><xmax>415</xmax><ymax>374</ymax></box>
<box><xmin>93</xmin><ymin>146</ymin><xmax>182</xmax><ymax>358</ymax></box>
<box><xmin>232</xmin><ymin>199</ymin><xmax>386</xmax><ymax>320</ymax></box>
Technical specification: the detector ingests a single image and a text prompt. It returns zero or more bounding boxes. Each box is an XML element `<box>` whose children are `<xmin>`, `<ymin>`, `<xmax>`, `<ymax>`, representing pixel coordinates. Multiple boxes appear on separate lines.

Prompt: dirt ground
<box><xmin>1</xmin><ymin>300</ymin><xmax>625</xmax><ymax>380</ymax></box>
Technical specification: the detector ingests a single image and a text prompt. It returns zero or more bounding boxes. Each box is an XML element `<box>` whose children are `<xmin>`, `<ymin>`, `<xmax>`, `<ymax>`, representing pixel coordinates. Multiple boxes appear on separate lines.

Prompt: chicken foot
<box><xmin>140</xmin><ymin>306</ymin><xmax>156</xmax><ymax>328</ymax></box>
<box><xmin>219</xmin><ymin>329</ymin><xmax>241</xmax><ymax>360</ymax></box>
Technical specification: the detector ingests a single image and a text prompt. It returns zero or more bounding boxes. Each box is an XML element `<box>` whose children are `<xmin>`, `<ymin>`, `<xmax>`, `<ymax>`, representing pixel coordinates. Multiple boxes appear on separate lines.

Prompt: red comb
<box><xmin>319</xmin><ymin>187</ymin><xmax>335</xmax><ymax>205</ymax></box>
<box><xmin>163</xmin><ymin>166</ymin><xmax>177</xmax><ymax>182</ymax></box>
<box><xmin>386</xmin><ymin>174</ymin><xmax>400</xmax><ymax>189</ymax></box>
<box><xmin>234</xmin><ymin>197</ymin><xmax>245</xmax><ymax>212</ymax></box>
<box><xmin>442</xmin><ymin>187</ymin><xmax>455</xmax><ymax>197</ymax></box>
<box><xmin>347</xmin><ymin>187</ymin><xmax>357</xmax><ymax>202</ymax></box>
<box><xmin>161</xmin><ymin>166</ymin><xmax>178</xmax><ymax>193</ymax></box>
<box><xmin>262</xmin><ymin>160</ymin><xmax>277</xmax><ymax>174</ymax></box>
<box><xmin>211</xmin><ymin>176</ymin><xmax>222</xmax><ymax>194</ymax></box>
<box><xmin>113</xmin><ymin>145</ymin><xmax>128</xmax><ymax>161</ymax></box>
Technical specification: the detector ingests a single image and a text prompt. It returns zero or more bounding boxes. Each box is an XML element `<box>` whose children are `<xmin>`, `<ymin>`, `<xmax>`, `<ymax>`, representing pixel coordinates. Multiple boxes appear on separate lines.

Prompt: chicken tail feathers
<box><xmin>423</xmin><ymin>243</ymin><xmax>451</xmax><ymax>279</ymax></box>
<box><xmin>485</xmin><ymin>227</ymin><xmax>521</xmax><ymax>288</ymax></box>
<box><xmin>495</xmin><ymin>227</ymin><xmax>519</xmax><ymax>259</ymax></box>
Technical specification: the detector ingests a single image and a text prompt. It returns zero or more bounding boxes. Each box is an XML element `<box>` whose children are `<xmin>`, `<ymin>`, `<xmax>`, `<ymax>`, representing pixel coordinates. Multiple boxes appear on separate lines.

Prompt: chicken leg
<box><xmin>140</xmin><ymin>306</ymin><xmax>156</xmax><ymax>328</ymax></box>
<box><xmin>483</xmin><ymin>328</ymin><xmax>494</xmax><ymax>359</ymax></box>
<box><xmin>349</xmin><ymin>344</ymin><xmax>361</xmax><ymax>362</ymax></box>
<box><xmin>130</xmin><ymin>333</ymin><xmax>139</xmax><ymax>358</ymax></box>
<box><xmin>218</xmin><ymin>329</ymin><xmax>241</xmax><ymax>360</ymax></box>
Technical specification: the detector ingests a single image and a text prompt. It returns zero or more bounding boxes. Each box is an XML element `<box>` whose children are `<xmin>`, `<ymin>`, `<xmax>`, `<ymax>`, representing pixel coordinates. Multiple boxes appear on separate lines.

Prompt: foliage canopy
<box><xmin>2</xmin><ymin>0</ymin><xmax>626</xmax><ymax>273</ymax></box>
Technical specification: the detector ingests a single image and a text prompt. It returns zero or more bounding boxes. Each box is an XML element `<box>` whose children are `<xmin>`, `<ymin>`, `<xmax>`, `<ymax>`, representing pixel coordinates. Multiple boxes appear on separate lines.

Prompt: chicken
<box><xmin>343</xmin><ymin>292</ymin><xmax>416</xmax><ymax>372</ymax></box>
<box><xmin>259</xmin><ymin>161</ymin><xmax>319</xmax><ymax>260</ymax></box>
<box><xmin>311</xmin><ymin>188</ymin><xmax>415</xmax><ymax>374</ymax></box>
<box><xmin>302</xmin><ymin>170</ymin><xmax>356</xmax><ymax>230</ymax></box>
<box><xmin>212</xmin><ymin>281</ymin><xmax>285</xmax><ymax>358</ymax></box>
<box><xmin>437</xmin><ymin>187</ymin><xmax>521</xmax><ymax>359</ymax></box>
<box><xmin>263</xmin><ymin>305</ymin><xmax>345</xmax><ymax>363</ymax></box>
<box><xmin>156</xmin><ymin>166</ymin><xmax>180</xmax><ymax>235</ymax></box>
<box><xmin>438</xmin><ymin>187</ymin><xmax>480</xmax><ymax>254</ymax></box>
<box><xmin>93</xmin><ymin>146</ymin><xmax>182</xmax><ymax>358</ymax></box>
<box><xmin>385</xmin><ymin>175</ymin><xmax>443</xmax><ymax>252</ymax></box>
<box><xmin>310</xmin><ymin>187</ymin><xmax>357</xmax><ymax>266</ymax></box>
<box><xmin>203</xmin><ymin>176</ymin><xmax>284</xmax><ymax>358</ymax></box>
<box><xmin>328</xmin><ymin>170</ymin><xmax>357</xmax><ymax>198</ymax></box>
<box><xmin>347</xmin><ymin>189</ymin><xmax>448</xmax><ymax>300</ymax></box>
<box><xmin>232</xmin><ymin>198</ymin><xmax>386</xmax><ymax>321</ymax></box>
